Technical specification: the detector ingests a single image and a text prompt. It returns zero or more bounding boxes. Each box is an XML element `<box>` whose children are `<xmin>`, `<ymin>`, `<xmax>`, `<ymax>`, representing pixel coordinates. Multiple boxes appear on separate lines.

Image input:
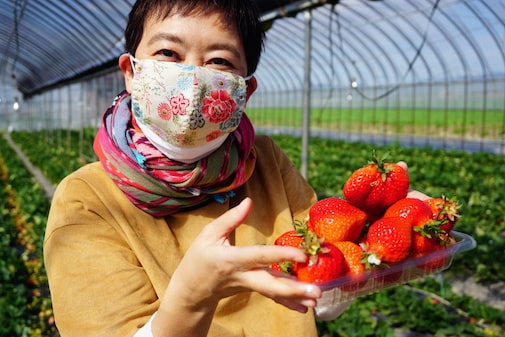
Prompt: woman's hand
<box><xmin>397</xmin><ymin>161</ymin><xmax>431</xmax><ymax>200</ymax></box>
<box><xmin>152</xmin><ymin>198</ymin><xmax>321</xmax><ymax>337</ymax></box>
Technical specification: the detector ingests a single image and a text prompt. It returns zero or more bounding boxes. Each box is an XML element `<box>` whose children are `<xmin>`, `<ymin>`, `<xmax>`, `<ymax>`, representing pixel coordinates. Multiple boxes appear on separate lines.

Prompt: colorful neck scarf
<box><xmin>93</xmin><ymin>91</ymin><xmax>256</xmax><ymax>217</ymax></box>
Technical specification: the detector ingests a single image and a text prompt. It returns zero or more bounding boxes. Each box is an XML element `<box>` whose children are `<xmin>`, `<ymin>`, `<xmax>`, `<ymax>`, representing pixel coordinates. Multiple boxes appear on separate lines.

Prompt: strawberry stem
<box><xmin>369</xmin><ymin>150</ymin><xmax>393</xmax><ymax>181</ymax></box>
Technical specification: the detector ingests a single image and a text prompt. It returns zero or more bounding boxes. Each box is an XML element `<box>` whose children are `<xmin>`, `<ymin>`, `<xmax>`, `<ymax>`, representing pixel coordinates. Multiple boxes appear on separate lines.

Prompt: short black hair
<box><xmin>124</xmin><ymin>0</ymin><xmax>265</xmax><ymax>76</ymax></box>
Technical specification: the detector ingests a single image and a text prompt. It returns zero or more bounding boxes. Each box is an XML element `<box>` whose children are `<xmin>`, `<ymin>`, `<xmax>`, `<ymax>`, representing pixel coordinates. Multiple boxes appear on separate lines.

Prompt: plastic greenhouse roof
<box><xmin>1</xmin><ymin>0</ymin><xmax>504</xmax><ymax>97</ymax></box>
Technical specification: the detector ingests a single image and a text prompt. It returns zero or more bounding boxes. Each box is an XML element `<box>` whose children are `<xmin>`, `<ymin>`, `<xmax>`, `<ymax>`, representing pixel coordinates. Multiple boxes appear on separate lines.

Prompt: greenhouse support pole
<box><xmin>301</xmin><ymin>10</ymin><xmax>312</xmax><ymax>179</ymax></box>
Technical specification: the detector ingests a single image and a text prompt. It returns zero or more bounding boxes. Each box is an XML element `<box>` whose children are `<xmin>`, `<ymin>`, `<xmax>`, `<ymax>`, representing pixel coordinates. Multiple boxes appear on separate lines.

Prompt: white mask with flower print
<box><xmin>129</xmin><ymin>55</ymin><xmax>250</xmax><ymax>163</ymax></box>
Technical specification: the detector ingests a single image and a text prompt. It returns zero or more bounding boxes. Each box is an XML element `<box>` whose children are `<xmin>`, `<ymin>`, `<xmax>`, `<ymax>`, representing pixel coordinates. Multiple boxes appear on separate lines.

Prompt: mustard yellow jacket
<box><xmin>44</xmin><ymin>135</ymin><xmax>318</xmax><ymax>337</ymax></box>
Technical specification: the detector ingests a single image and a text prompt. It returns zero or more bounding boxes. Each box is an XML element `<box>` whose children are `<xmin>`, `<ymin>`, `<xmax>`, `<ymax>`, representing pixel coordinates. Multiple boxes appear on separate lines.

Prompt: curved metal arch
<box><xmin>324</xmin><ymin>1</ymin><xmax>411</xmax><ymax>107</ymax></box>
<box><xmin>31</xmin><ymin>1</ymin><xmax>123</xmax><ymax>68</ymax></box>
<box><xmin>21</xmin><ymin>5</ymin><xmax>96</xmax><ymax>65</ymax></box>
<box><xmin>9</xmin><ymin>3</ymin><xmax>121</xmax><ymax>90</ymax></box>
<box><xmin>1</xmin><ymin>0</ymin><xmax>132</xmax><ymax>95</ymax></box>
<box><xmin>257</xmin><ymin>34</ymin><xmax>303</xmax><ymax>92</ymax></box>
<box><xmin>344</xmin><ymin>0</ymin><xmax>435</xmax><ymax>95</ymax></box>
<box><xmin>456</xmin><ymin>1</ymin><xmax>503</xmax><ymax>78</ymax></box>
<box><xmin>67</xmin><ymin>1</ymin><xmax>122</xmax><ymax>39</ymax></box>
<box><xmin>469</xmin><ymin>0</ymin><xmax>505</xmax><ymax>75</ymax></box>
<box><xmin>363</xmin><ymin>0</ymin><xmax>435</xmax><ymax>83</ymax></box>
<box><xmin>2</xmin><ymin>4</ymin><xmax>68</xmax><ymax>73</ymax></box>
<box><xmin>308</xmin><ymin>6</ymin><xmax>354</xmax><ymax>91</ymax></box>
<box><xmin>258</xmin><ymin>18</ymin><xmax>307</xmax><ymax>91</ymax></box>
<box><xmin>317</xmin><ymin>4</ymin><xmax>398</xmax><ymax>90</ymax></box>
<box><xmin>339</xmin><ymin>2</ymin><xmax>405</xmax><ymax>86</ymax></box>
<box><xmin>308</xmin><ymin>6</ymin><xmax>365</xmax><ymax>89</ymax></box>
<box><xmin>33</xmin><ymin>2</ymin><xmax>107</xmax><ymax>54</ymax></box>
<box><xmin>432</xmin><ymin>1</ymin><xmax>494</xmax><ymax>149</ymax></box>
<box><xmin>1</xmin><ymin>0</ymin><xmax>504</xmax><ymax>99</ymax></box>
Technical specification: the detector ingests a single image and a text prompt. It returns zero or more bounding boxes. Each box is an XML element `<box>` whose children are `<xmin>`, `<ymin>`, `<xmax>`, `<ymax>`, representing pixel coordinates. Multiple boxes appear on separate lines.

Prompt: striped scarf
<box><xmin>93</xmin><ymin>91</ymin><xmax>256</xmax><ymax>216</ymax></box>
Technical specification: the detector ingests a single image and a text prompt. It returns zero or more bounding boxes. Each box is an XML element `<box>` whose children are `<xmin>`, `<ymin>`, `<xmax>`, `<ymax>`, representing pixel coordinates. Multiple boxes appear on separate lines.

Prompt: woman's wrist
<box><xmin>151</xmin><ymin>278</ymin><xmax>219</xmax><ymax>337</ymax></box>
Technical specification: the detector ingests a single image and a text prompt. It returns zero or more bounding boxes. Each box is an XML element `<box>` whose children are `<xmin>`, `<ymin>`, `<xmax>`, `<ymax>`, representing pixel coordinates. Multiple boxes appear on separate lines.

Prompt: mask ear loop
<box><xmin>128</xmin><ymin>54</ymin><xmax>140</xmax><ymax>75</ymax></box>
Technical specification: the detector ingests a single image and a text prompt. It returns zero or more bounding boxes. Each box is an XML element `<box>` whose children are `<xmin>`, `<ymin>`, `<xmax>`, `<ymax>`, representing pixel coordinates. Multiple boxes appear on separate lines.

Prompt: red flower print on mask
<box><xmin>202</xmin><ymin>90</ymin><xmax>237</xmax><ymax>123</ymax></box>
<box><xmin>169</xmin><ymin>93</ymin><xmax>190</xmax><ymax>116</ymax></box>
<box><xmin>206</xmin><ymin>130</ymin><xmax>223</xmax><ymax>142</ymax></box>
<box><xmin>157</xmin><ymin>102</ymin><xmax>172</xmax><ymax>120</ymax></box>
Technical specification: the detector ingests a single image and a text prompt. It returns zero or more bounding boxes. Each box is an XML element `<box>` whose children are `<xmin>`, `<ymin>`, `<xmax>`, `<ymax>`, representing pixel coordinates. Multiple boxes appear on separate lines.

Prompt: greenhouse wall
<box><xmin>7</xmin><ymin>69</ymin><xmax>504</xmax><ymax>154</ymax></box>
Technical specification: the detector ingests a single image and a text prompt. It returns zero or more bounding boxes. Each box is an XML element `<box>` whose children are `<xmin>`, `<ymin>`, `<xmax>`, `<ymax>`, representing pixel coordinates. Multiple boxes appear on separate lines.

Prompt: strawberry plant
<box><xmin>0</xmin><ymin>135</ymin><xmax>57</xmax><ymax>336</ymax></box>
<box><xmin>10</xmin><ymin>129</ymin><xmax>96</xmax><ymax>184</ymax></box>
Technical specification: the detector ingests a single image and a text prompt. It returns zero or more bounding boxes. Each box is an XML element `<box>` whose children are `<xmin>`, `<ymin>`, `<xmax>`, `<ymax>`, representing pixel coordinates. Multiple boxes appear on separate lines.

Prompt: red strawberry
<box><xmin>343</xmin><ymin>152</ymin><xmax>409</xmax><ymax>216</ymax></box>
<box><xmin>274</xmin><ymin>229</ymin><xmax>304</xmax><ymax>247</ymax></box>
<box><xmin>424</xmin><ymin>196</ymin><xmax>460</xmax><ymax>233</ymax></box>
<box><xmin>334</xmin><ymin>241</ymin><xmax>366</xmax><ymax>274</ymax></box>
<box><xmin>270</xmin><ymin>226</ymin><xmax>306</xmax><ymax>274</ymax></box>
<box><xmin>384</xmin><ymin>198</ymin><xmax>448</xmax><ymax>257</ymax></box>
<box><xmin>308</xmin><ymin>197</ymin><xmax>368</xmax><ymax>244</ymax></box>
<box><xmin>333</xmin><ymin>241</ymin><xmax>367</xmax><ymax>291</ymax></box>
<box><xmin>363</xmin><ymin>217</ymin><xmax>412</xmax><ymax>264</ymax></box>
<box><xmin>370</xmin><ymin>264</ymin><xmax>404</xmax><ymax>286</ymax></box>
<box><xmin>384</xmin><ymin>198</ymin><xmax>433</xmax><ymax>225</ymax></box>
<box><xmin>415</xmin><ymin>235</ymin><xmax>456</xmax><ymax>271</ymax></box>
<box><xmin>414</xmin><ymin>244</ymin><xmax>448</xmax><ymax>271</ymax></box>
<box><xmin>295</xmin><ymin>233</ymin><xmax>347</xmax><ymax>284</ymax></box>
<box><xmin>270</xmin><ymin>260</ymin><xmax>294</xmax><ymax>274</ymax></box>
<box><xmin>411</xmin><ymin>227</ymin><xmax>443</xmax><ymax>256</ymax></box>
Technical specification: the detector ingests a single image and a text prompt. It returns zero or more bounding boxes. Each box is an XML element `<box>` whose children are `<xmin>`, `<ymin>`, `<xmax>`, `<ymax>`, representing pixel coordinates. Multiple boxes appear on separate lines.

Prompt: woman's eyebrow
<box><xmin>147</xmin><ymin>32</ymin><xmax>182</xmax><ymax>46</ymax></box>
<box><xmin>206</xmin><ymin>42</ymin><xmax>243</xmax><ymax>60</ymax></box>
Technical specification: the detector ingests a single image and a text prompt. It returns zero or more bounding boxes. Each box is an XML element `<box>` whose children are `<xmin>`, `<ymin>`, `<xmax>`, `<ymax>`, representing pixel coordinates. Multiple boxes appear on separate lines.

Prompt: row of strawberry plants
<box><xmin>9</xmin><ymin>129</ymin><xmax>96</xmax><ymax>184</ymax></box>
<box><xmin>0</xmin><ymin>135</ymin><xmax>57</xmax><ymax>336</ymax></box>
<box><xmin>6</xmin><ymin>130</ymin><xmax>505</xmax><ymax>336</ymax></box>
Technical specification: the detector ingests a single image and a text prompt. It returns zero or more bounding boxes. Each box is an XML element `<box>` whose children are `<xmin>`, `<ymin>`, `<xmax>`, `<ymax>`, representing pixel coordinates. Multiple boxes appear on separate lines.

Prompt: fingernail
<box><xmin>304</xmin><ymin>284</ymin><xmax>321</xmax><ymax>297</ymax></box>
<box><xmin>301</xmin><ymin>299</ymin><xmax>317</xmax><ymax>308</ymax></box>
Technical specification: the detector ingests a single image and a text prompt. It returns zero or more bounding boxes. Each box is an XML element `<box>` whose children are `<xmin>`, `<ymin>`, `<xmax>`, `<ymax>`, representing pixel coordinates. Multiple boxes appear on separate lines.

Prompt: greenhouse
<box><xmin>1</xmin><ymin>0</ymin><xmax>504</xmax><ymax>336</ymax></box>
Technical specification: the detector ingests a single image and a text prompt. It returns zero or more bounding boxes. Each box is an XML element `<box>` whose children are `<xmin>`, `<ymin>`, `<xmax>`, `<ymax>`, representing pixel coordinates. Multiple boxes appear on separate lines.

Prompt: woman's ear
<box><xmin>118</xmin><ymin>53</ymin><xmax>134</xmax><ymax>93</ymax></box>
<box><xmin>245</xmin><ymin>76</ymin><xmax>257</xmax><ymax>102</ymax></box>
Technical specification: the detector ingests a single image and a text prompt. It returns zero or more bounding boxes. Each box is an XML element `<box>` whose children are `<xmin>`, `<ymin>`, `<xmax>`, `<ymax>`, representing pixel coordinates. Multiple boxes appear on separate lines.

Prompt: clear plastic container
<box><xmin>316</xmin><ymin>230</ymin><xmax>476</xmax><ymax>306</ymax></box>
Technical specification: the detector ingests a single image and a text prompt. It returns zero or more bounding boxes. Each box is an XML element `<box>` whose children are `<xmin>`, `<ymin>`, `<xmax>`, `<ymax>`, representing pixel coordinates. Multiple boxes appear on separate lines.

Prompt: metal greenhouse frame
<box><xmin>1</xmin><ymin>0</ymin><xmax>504</xmax><ymax>176</ymax></box>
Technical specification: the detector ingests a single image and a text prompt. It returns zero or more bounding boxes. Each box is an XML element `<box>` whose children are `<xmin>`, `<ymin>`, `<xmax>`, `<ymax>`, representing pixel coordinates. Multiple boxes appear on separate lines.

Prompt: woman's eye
<box><xmin>157</xmin><ymin>49</ymin><xmax>177</xmax><ymax>60</ymax></box>
<box><xmin>209</xmin><ymin>58</ymin><xmax>232</xmax><ymax>66</ymax></box>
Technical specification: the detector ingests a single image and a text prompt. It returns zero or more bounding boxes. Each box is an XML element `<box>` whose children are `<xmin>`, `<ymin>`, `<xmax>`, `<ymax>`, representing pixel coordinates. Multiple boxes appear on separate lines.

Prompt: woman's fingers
<box><xmin>397</xmin><ymin>161</ymin><xmax>431</xmax><ymax>200</ymax></box>
<box><xmin>198</xmin><ymin>197</ymin><xmax>252</xmax><ymax>244</ymax></box>
<box><xmin>244</xmin><ymin>268</ymin><xmax>321</xmax><ymax>312</ymax></box>
<box><xmin>229</xmin><ymin>245</ymin><xmax>307</xmax><ymax>269</ymax></box>
<box><xmin>397</xmin><ymin>160</ymin><xmax>408</xmax><ymax>172</ymax></box>
<box><xmin>407</xmin><ymin>189</ymin><xmax>431</xmax><ymax>200</ymax></box>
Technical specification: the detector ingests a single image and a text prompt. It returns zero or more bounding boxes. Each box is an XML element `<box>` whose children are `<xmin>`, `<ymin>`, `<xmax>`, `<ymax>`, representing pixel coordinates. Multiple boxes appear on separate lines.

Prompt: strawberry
<box><xmin>415</xmin><ymin>235</ymin><xmax>456</xmax><ymax>271</ymax></box>
<box><xmin>308</xmin><ymin>197</ymin><xmax>368</xmax><ymax>244</ymax></box>
<box><xmin>342</xmin><ymin>152</ymin><xmax>409</xmax><ymax>216</ymax></box>
<box><xmin>383</xmin><ymin>198</ymin><xmax>433</xmax><ymax>225</ymax></box>
<box><xmin>363</xmin><ymin>217</ymin><xmax>412</xmax><ymax>264</ymax></box>
<box><xmin>333</xmin><ymin>241</ymin><xmax>367</xmax><ymax>291</ymax></box>
<box><xmin>295</xmin><ymin>232</ymin><xmax>347</xmax><ymax>284</ymax></box>
<box><xmin>411</xmin><ymin>227</ymin><xmax>444</xmax><ymax>256</ymax></box>
<box><xmin>274</xmin><ymin>229</ymin><xmax>304</xmax><ymax>248</ymax></box>
<box><xmin>384</xmin><ymin>197</ymin><xmax>448</xmax><ymax>257</ymax></box>
<box><xmin>334</xmin><ymin>241</ymin><xmax>366</xmax><ymax>274</ymax></box>
<box><xmin>370</xmin><ymin>264</ymin><xmax>404</xmax><ymax>286</ymax></box>
<box><xmin>270</xmin><ymin>225</ymin><xmax>306</xmax><ymax>274</ymax></box>
<box><xmin>424</xmin><ymin>196</ymin><xmax>460</xmax><ymax>233</ymax></box>
<box><xmin>269</xmin><ymin>260</ymin><xmax>294</xmax><ymax>274</ymax></box>
<box><xmin>414</xmin><ymin>244</ymin><xmax>448</xmax><ymax>271</ymax></box>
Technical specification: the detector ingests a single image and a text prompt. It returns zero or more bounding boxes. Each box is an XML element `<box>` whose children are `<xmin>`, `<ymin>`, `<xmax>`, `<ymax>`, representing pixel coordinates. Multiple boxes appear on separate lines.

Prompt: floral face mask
<box><xmin>129</xmin><ymin>56</ymin><xmax>251</xmax><ymax>163</ymax></box>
